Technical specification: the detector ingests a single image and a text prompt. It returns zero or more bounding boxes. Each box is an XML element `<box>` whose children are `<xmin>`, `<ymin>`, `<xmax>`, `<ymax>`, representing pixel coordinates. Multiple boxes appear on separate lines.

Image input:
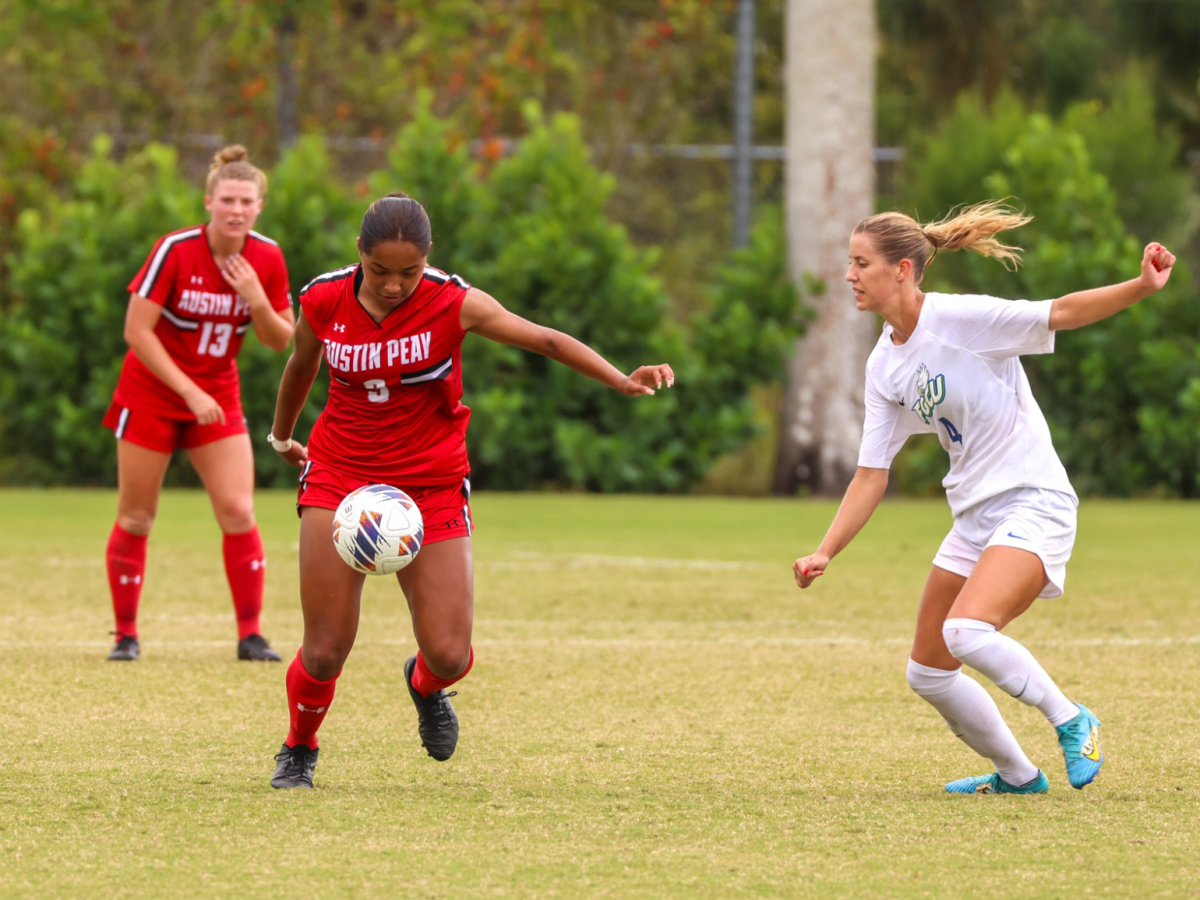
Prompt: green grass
<box><xmin>0</xmin><ymin>488</ymin><xmax>1198</xmax><ymax>898</ymax></box>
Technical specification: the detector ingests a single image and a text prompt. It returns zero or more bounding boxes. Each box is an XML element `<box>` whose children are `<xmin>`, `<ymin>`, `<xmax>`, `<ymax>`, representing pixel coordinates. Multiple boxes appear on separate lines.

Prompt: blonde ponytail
<box><xmin>921</xmin><ymin>200</ymin><xmax>1032</xmax><ymax>270</ymax></box>
<box><xmin>854</xmin><ymin>199</ymin><xmax>1032</xmax><ymax>284</ymax></box>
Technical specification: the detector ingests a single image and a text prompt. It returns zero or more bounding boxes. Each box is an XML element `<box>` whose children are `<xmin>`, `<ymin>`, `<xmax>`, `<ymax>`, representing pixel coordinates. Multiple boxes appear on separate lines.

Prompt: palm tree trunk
<box><xmin>773</xmin><ymin>0</ymin><xmax>878</xmax><ymax>495</ymax></box>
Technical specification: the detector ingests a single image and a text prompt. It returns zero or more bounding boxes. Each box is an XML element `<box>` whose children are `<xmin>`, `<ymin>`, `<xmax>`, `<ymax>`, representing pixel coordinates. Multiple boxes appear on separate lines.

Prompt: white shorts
<box><xmin>933</xmin><ymin>487</ymin><xmax>1078</xmax><ymax>599</ymax></box>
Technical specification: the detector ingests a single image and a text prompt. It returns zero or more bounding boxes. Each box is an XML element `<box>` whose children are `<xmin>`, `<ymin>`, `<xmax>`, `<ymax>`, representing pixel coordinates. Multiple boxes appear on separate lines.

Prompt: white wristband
<box><xmin>267</xmin><ymin>431</ymin><xmax>293</xmax><ymax>452</ymax></box>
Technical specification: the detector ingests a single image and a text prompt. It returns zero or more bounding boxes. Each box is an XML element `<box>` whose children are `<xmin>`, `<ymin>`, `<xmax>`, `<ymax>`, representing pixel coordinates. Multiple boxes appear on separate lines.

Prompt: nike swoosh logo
<box><xmin>1006</xmin><ymin>532</ymin><xmax>1028</xmax><ymax>540</ymax></box>
<box><xmin>1081</xmin><ymin>727</ymin><xmax>1101</xmax><ymax>761</ymax></box>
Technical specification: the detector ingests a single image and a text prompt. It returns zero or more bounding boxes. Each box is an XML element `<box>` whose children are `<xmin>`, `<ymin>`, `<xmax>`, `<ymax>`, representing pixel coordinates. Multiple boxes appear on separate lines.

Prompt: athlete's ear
<box><xmin>896</xmin><ymin>258</ymin><xmax>913</xmax><ymax>281</ymax></box>
<box><xmin>356</xmin><ymin>236</ymin><xmax>362</xmax><ymax>256</ymax></box>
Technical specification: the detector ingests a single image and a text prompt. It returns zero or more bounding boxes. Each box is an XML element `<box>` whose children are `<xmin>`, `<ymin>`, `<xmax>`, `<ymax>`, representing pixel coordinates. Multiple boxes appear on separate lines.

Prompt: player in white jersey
<box><xmin>792</xmin><ymin>200</ymin><xmax>1176</xmax><ymax>794</ymax></box>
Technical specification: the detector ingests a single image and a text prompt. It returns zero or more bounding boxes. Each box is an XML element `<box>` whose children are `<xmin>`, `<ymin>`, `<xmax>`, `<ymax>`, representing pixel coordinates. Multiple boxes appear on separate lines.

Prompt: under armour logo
<box><xmin>297</xmin><ymin>703</ymin><xmax>327</xmax><ymax>714</ymax></box>
<box><xmin>190</xmin><ymin>275</ymin><xmax>203</xmax><ymax>285</ymax></box>
<box><xmin>334</xmin><ymin>323</ymin><xmax>346</xmax><ymax>332</ymax></box>
<box><xmin>250</xmin><ymin>559</ymin><xmax>266</xmax><ymax>571</ymax></box>
<box><xmin>118</xmin><ymin>574</ymin><xmax>142</xmax><ymax>585</ymax></box>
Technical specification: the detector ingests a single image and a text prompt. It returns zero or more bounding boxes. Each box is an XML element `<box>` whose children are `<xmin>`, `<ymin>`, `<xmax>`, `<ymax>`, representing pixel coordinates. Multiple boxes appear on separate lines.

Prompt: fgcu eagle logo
<box><xmin>911</xmin><ymin>363</ymin><xmax>947</xmax><ymax>424</ymax></box>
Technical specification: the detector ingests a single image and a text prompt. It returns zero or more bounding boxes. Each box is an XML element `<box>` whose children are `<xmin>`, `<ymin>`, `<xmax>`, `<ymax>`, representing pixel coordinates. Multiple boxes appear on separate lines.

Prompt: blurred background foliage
<box><xmin>0</xmin><ymin>101</ymin><xmax>802</xmax><ymax>491</ymax></box>
<box><xmin>0</xmin><ymin>0</ymin><xmax>1197</xmax><ymax>494</ymax></box>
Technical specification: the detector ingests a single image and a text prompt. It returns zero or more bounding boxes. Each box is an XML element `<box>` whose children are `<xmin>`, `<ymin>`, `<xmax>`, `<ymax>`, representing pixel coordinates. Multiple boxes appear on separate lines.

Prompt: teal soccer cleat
<box><xmin>945</xmin><ymin>770</ymin><xmax>1049</xmax><ymax>795</ymax></box>
<box><xmin>1056</xmin><ymin>704</ymin><xmax>1103</xmax><ymax>789</ymax></box>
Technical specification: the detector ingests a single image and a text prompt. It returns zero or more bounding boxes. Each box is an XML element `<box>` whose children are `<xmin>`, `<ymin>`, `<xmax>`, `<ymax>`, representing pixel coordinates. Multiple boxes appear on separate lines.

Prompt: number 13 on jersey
<box><xmin>197</xmin><ymin>322</ymin><xmax>233</xmax><ymax>357</ymax></box>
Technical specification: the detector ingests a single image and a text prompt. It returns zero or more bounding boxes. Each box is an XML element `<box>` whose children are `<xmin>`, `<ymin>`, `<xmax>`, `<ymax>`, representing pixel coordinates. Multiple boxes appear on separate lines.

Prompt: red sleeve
<box><xmin>264</xmin><ymin>245</ymin><xmax>292</xmax><ymax>313</ymax></box>
<box><xmin>301</xmin><ymin>279</ymin><xmax>332</xmax><ymax>332</ymax></box>
<box><xmin>126</xmin><ymin>232</ymin><xmax>181</xmax><ymax>307</ymax></box>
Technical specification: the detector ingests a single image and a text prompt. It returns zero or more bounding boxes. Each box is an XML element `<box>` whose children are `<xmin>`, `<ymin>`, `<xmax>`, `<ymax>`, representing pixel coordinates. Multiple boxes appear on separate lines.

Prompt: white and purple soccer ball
<box><xmin>331</xmin><ymin>484</ymin><xmax>424</xmax><ymax>575</ymax></box>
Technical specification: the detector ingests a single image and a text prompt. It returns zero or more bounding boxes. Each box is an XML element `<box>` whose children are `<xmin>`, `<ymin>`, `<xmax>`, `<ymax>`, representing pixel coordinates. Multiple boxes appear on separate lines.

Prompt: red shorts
<box><xmin>103</xmin><ymin>399</ymin><xmax>248</xmax><ymax>452</ymax></box>
<box><xmin>297</xmin><ymin>461</ymin><xmax>474</xmax><ymax>544</ymax></box>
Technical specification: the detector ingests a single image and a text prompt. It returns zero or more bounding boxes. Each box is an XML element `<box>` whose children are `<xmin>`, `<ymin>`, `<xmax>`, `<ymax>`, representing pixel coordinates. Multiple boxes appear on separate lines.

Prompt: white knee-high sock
<box><xmin>942</xmin><ymin>618</ymin><xmax>1079</xmax><ymax>727</ymax></box>
<box><xmin>906</xmin><ymin>658</ymin><xmax>1040</xmax><ymax>786</ymax></box>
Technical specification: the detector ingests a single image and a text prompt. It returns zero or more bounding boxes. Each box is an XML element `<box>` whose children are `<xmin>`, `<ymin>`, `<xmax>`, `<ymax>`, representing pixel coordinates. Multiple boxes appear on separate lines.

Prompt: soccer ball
<box><xmin>331</xmin><ymin>484</ymin><xmax>424</xmax><ymax>575</ymax></box>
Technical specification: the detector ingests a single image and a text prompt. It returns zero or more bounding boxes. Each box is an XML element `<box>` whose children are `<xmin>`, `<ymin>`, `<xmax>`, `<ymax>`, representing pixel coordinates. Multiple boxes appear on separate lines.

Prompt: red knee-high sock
<box><xmin>286</xmin><ymin>650</ymin><xmax>340</xmax><ymax>749</ymax></box>
<box><xmin>412</xmin><ymin>646</ymin><xmax>474</xmax><ymax>697</ymax></box>
<box><xmin>106</xmin><ymin>524</ymin><xmax>148</xmax><ymax>639</ymax></box>
<box><xmin>223</xmin><ymin>527</ymin><xmax>265</xmax><ymax>640</ymax></box>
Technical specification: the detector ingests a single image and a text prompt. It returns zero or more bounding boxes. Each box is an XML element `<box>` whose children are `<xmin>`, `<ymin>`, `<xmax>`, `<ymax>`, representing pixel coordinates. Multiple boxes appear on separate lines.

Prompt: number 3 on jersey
<box><xmin>364</xmin><ymin>378</ymin><xmax>390</xmax><ymax>403</ymax></box>
<box><xmin>938</xmin><ymin>416</ymin><xmax>963</xmax><ymax>445</ymax></box>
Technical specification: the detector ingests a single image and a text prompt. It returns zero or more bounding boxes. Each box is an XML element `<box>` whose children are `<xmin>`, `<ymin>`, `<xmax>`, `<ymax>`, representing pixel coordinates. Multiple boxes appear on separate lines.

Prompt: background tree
<box><xmin>773</xmin><ymin>0</ymin><xmax>877</xmax><ymax>495</ymax></box>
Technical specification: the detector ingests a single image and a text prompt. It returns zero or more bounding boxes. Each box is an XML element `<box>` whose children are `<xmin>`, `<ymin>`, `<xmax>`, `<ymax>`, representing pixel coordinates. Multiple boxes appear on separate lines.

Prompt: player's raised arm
<box><xmin>1048</xmin><ymin>242</ymin><xmax>1175</xmax><ymax>331</ymax></box>
<box><xmin>460</xmin><ymin>287</ymin><xmax>674</xmax><ymax>396</ymax></box>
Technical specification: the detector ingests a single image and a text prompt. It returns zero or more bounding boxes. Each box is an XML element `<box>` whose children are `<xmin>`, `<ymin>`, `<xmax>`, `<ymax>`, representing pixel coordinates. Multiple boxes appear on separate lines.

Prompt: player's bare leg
<box><xmin>114</xmin><ymin>439</ymin><xmax>172</xmax><ymax>535</ymax></box>
<box><xmin>188</xmin><ymin>434</ymin><xmax>256</xmax><ymax>533</ymax></box>
<box><xmin>397</xmin><ymin>536</ymin><xmax>474</xmax><ymax>760</ymax></box>
<box><xmin>297</xmin><ymin>506</ymin><xmax>366</xmax><ymax>678</ymax></box>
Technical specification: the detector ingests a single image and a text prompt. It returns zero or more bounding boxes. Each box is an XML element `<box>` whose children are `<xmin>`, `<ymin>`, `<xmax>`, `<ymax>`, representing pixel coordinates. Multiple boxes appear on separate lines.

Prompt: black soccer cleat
<box><xmin>238</xmin><ymin>633</ymin><xmax>282</xmax><ymax>662</ymax></box>
<box><xmin>404</xmin><ymin>655</ymin><xmax>460</xmax><ymax>761</ymax></box>
<box><xmin>106</xmin><ymin>634</ymin><xmax>140</xmax><ymax>662</ymax></box>
<box><xmin>270</xmin><ymin>742</ymin><xmax>319</xmax><ymax>789</ymax></box>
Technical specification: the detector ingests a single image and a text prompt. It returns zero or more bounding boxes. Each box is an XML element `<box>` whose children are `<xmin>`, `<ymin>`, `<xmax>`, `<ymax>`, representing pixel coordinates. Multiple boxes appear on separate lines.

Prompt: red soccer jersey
<box><xmin>302</xmin><ymin>264</ymin><xmax>472</xmax><ymax>485</ymax></box>
<box><xmin>114</xmin><ymin>224</ymin><xmax>292</xmax><ymax>417</ymax></box>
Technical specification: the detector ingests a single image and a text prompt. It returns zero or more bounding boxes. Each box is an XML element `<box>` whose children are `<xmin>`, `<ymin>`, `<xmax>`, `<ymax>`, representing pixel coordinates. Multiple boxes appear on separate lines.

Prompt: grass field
<box><xmin>0</xmin><ymin>487</ymin><xmax>1198</xmax><ymax>899</ymax></box>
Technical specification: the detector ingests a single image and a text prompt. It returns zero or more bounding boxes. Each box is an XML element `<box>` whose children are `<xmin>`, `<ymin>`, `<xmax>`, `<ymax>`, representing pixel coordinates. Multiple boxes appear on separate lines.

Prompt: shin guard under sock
<box><xmin>223</xmin><ymin>527</ymin><xmax>266</xmax><ymax>640</ymax></box>
<box><xmin>943</xmin><ymin>618</ymin><xmax>1079</xmax><ymax>727</ymax></box>
<box><xmin>906</xmin><ymin>658</ymin><xmax>1040</xmax><ymax>786</ymax></box>
<box><xmin>286</xmin><ymin>650</ymin><xmax>339</xmax><ymax>749</ymax></box>
<box><xmin>106</xmin><ymin>524</ymin><xmax>148</xmax><ymax>638</ymax></box>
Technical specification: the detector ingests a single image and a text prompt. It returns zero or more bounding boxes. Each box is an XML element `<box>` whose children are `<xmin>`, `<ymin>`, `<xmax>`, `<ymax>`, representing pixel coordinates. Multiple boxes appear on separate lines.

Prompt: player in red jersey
<box><xmin>102</xmin><ymin>145</ymin><xmax>295</xmax><ymax>664</ymax></box>
<box><xmin>266</xmin><ymin>193</ymin><xmax>674</xmax><ymax>788</ymax></box>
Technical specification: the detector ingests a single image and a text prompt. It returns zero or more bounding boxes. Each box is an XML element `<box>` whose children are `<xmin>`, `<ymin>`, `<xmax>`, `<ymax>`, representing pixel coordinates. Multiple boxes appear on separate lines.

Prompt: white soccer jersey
<box><xmin>857</xmin><ymin>292</ymin><xmax>1077</xmax><ymax>516</ymax></box>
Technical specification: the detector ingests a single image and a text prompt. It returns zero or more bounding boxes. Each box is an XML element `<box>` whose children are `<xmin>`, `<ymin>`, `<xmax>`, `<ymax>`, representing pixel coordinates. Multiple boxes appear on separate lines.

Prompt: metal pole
<box><xmin>278</xmin><ymin>14</ymin><xmax>298</xmax><ymax>150</ymax></box>
<box><xmin>732</xmin><ymin>0</ymin><xmax>756</xmax><ymax>248</ymax></box>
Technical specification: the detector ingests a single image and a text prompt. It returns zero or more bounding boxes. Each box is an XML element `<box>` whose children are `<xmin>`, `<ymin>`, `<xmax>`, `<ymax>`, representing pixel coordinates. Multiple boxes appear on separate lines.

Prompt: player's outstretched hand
<box><xmin>1142</xmin><ymin>242</ymin><xmax>1176</xmax><ymax>292</ymax></box>
<box><xmin>275</xmin><ymin>441</ymin><xmax>309</xmax><ymax>468</ymax></box>
<box><xmin>621</xmin><ymin>364</ymin><xmax>675</xmax><ymax>396</ymax></box>
<box><xmin>793</xmin><ymin>553</ymin><xmax>828</xmax><ymax>589</ymax></box>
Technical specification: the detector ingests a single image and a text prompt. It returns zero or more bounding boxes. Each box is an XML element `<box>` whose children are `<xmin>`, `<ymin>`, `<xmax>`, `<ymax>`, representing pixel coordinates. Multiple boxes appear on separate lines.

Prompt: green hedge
<box><xmin>0</xmin><ymin>110</ymin><xmax>803</xmax><ymax>492</ymax></box>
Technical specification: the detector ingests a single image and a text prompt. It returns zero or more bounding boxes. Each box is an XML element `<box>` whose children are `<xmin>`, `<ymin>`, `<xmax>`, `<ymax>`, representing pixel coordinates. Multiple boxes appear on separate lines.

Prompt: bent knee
<box><xmin>906</xmin><ymin>657</ymin><xmax>958</xmax><ymax>698</ymax></box>
<box><xmin>213</xmin><ymin>501</ymin><xmax>256</xmax><ymax>534</ymax></box>
<box><xmin>420</xmin><ymin>644</ymin><xmax>472</xmax><ymax>679</ymax></box>
<box><xmin>941</xmin><ymin>618</ymin><xmax>996</xmax><ymax>661</ymax></box>
<box><xmin>116</xmin><ymin>513</ymin><xmax>155</xmax><ymax>536</ymax></box>
<box><xmin>302</xmin><ymin>643</ymin><xmax>351</xmax><ymax>680</ymax></box>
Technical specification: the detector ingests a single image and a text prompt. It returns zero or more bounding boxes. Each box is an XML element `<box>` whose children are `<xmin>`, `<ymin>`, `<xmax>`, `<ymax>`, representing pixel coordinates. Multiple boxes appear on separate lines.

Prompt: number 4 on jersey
<box><xmin>938</xmin><ymin>417</ymin><xmax>963</xmax><ymax>445</ymax></box>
